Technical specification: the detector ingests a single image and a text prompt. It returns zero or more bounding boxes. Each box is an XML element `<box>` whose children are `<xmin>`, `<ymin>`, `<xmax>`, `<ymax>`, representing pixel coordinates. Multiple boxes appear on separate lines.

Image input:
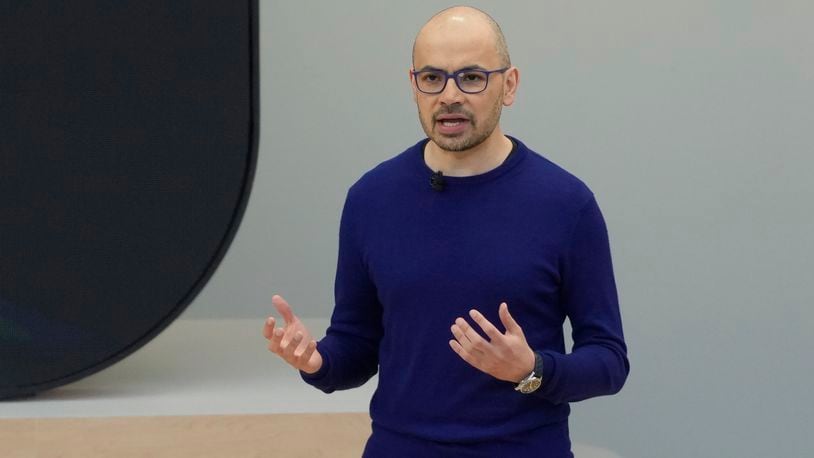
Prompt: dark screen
<box><xmin>0</xmin><ymin>1</ymin><xmax>258</xmax><ymax>398</ymax></box>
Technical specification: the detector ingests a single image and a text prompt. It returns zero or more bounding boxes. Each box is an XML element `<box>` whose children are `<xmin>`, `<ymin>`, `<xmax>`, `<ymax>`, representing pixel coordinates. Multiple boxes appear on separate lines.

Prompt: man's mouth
<box><xmin>435</xmin><ymin>115</ymin><xmax>470</xmax><ymax>131</ymax></box>
<box><xmin>436</xmin><ymin>115</ymin><xmax>468</xmax><ymax>123</ymax></box>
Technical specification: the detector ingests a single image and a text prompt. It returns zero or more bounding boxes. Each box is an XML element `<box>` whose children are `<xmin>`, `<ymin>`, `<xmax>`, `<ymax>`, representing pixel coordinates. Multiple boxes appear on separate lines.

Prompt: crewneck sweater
<box><xmin>302</xmin><ymin>137</ymin><xmax>629</xmax><ymax>448</ymax></box>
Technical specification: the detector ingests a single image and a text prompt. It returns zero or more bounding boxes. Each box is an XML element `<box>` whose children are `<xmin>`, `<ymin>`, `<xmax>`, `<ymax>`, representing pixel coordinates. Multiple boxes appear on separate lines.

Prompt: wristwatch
<box><xmin>514</xmin><ymin>352</ymin><xmax>543</xmax><ymax>394</ymax></box>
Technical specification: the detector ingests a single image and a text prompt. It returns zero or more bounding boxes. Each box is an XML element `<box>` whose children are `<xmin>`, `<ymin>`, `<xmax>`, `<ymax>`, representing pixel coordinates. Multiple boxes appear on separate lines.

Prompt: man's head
<box><xmin>411</xmin><ymin>6</ymin><xmax>518</xmax><ymax>153</ymax></box>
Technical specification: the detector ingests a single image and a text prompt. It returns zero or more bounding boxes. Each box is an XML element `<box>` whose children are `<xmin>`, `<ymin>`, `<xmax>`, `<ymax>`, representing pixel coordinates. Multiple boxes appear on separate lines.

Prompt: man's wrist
<box><xmin>514</xmin><ymin>351</ymin><xmax>544</xmax><ymax>394</ymax></box>
<box><xmin>515</xmin><ymin>348</ymin><xmax>537</xmax><ymax>383</ymax></box>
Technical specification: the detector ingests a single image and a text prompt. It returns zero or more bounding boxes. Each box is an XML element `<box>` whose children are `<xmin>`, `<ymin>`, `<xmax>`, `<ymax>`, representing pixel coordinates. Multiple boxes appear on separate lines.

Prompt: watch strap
<box><xmin>533</xmin><ymin>351</ymin><xmax>544</xmax><ymax>380</ymax></box>
<box><xmin>514</xmin><ymin>351</ymin><xmax>543</xmax><ymax>393</ymax></box>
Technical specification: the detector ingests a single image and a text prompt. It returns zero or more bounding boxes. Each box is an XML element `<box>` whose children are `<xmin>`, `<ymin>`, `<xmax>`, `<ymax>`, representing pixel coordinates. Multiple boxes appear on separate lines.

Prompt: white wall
<box><xmin>186</xmin><ymin>2</ymin><xmax>814</xmax><ymax>456</ymax></box>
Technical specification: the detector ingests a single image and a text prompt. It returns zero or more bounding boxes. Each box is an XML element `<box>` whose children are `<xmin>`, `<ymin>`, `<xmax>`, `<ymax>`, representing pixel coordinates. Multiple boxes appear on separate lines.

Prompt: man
<box><xmin>262</xmin><ymin>6</ymin><xmax>629</xmax><ymax>457</ymax></box>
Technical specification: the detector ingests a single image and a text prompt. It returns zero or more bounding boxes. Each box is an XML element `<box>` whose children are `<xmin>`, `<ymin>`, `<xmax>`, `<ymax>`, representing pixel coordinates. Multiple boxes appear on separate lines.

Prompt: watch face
<box><xmin>520</xmin><ymin>378</ymin><xmax>542</xmax><ymax>394</ymax></box>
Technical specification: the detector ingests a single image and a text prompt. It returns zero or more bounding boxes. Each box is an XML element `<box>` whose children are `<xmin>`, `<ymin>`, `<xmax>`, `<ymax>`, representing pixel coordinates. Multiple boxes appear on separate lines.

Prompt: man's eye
<box><xmin>422</xmin><ymin>73</ymin><xmax>442</xmax><ymax>82</ymax></box>
<box><xmin>460</xmin><ymin>72</ymin><xmax>486</xmax><ymax>82</ymax></box>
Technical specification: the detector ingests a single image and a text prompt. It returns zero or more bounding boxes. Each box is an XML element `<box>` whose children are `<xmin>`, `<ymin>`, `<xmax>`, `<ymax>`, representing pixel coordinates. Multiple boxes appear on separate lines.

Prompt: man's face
<box><xmin>411</xmin><ymin>21</ymin><xmax>515</xmax><ymax>152</ymax></box>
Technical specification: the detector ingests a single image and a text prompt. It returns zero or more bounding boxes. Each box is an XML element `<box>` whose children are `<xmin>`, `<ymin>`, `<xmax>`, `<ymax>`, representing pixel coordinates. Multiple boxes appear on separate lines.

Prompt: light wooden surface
<box><xmin>0</xmin><ymin>412</ymin><xmax>371</xmax><ymax>458</ymax></box>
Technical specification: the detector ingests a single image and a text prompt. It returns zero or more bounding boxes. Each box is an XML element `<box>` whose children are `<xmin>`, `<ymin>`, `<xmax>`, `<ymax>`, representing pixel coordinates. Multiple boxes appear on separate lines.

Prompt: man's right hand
<box><xmin>262</xmin><ymin>294</ymin><xmax>323</xmax><ymax>374</ymax></box>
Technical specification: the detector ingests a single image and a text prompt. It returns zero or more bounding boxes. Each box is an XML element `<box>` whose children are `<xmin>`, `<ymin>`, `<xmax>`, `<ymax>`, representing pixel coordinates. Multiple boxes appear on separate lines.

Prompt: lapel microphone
<box><xmin>430</xmin><ymin>170</ymin><xmax>446</xmax><ymax>192</ymax></box>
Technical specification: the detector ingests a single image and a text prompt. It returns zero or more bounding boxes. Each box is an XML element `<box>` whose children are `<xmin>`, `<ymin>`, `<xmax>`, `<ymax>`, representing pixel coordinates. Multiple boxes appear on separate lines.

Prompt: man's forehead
<box><xmin>413</xmin><ymin>38</ymin><xmax>499</xmax><ymax>70</ymax></box>
<box><xmin>413</xmin><ymin>11</ymin><xmax>501</xmax><ymax>68</ymax></box>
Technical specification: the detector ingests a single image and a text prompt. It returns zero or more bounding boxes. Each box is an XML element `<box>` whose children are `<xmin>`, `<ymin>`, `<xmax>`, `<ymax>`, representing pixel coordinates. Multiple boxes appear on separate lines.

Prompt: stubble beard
<box><xmin>419</xmin><ymin>95</ymin><xmax>504</xmax><ymax>153</ymax></box>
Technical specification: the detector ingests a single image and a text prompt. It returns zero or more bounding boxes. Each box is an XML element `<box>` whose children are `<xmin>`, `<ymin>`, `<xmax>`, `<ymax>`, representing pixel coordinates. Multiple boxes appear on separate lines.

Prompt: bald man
<box><xmin>263</xmin><ymin>6</ymin><xmax>629</xmax><ymax>457</ymax></box>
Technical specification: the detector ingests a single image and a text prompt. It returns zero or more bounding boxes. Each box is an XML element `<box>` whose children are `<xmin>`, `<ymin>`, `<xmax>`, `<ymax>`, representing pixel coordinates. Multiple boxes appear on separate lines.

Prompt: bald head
<box><xmin>412</xmin><ymin>6</ymin><xmax>511</xmax><ymax>68</ymax></box>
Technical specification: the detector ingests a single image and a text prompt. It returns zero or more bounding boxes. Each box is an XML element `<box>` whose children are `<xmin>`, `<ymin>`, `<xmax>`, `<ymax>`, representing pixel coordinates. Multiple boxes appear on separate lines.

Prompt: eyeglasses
<box><xmin>411</xmin><ymin>67</ymin><xmax>510</xmax><ymax>94</ymax></box>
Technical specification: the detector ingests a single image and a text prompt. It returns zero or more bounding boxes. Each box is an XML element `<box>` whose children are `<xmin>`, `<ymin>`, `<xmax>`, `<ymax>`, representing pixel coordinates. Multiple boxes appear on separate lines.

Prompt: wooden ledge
<box><xmin>0</xmin><ymin>412</ymin><xmax>371</xmax><ymax>458</ymax></box>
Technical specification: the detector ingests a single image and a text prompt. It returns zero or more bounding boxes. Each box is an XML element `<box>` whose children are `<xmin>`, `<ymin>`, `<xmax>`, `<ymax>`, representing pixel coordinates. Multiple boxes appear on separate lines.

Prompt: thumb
<box><xmin>272</xmin><ymin>294</ymin><xmax>297</xmax><ymax>325</ymax></box>
<box><xmin>499</xmin><ymin>302</ymin><xmax>522</xmax><ymax>334</ymax></box>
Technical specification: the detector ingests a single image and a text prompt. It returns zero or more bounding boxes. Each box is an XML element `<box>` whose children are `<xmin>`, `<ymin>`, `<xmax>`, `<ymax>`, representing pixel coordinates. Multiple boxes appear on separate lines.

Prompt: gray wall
<box><xmin>186</xmin><ymin>1</ymin><xmax>814</xmax><ymax>456</ymax></box>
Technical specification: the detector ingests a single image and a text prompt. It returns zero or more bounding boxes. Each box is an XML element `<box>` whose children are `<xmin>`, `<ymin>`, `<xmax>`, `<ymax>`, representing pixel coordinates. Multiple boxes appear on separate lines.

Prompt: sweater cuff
<box><xmin>540</xmin><ymin>351</ymin><xmax>556</xmax><ymax>390</ymax></box>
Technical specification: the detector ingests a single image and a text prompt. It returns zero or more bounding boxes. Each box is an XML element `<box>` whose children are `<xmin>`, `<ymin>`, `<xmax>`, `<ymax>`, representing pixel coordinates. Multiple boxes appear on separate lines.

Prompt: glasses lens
<box><xmin>457</xmin><ymin>71</ymin><xmax>488</xmax><ymax>93</ymax></box>
<box><xmin>417</xmin><ymin>70</ymin><xmax>446</xmax><ymax>93</ymax></box>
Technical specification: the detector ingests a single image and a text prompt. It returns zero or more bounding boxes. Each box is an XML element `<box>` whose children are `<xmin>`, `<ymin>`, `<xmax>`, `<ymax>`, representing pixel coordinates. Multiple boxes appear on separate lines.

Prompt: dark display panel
<box><xmin>0</xmin><ymin>1</ymin><xmax>259</xmax><ymax>399</ymax></box>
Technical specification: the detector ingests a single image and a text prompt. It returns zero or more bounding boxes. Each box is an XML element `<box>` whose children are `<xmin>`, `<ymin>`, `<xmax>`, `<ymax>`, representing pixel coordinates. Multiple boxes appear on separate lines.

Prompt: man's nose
<box><xmin>438</xmin><ymin>76</ymin><xmax>465</xmax><ymax>105</ymax></box>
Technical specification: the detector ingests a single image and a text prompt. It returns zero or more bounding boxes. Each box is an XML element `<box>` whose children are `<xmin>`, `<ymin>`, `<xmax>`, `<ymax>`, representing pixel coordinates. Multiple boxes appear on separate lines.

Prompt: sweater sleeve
<box><xmin>534</xmin><ymin>195</ymin><xmax>630</xmax><ymax>404</ymax></box>
<box><xmin>300</xmin><ymin>187</ymin><xmax>383</xmax><ymax>393</ymax></box>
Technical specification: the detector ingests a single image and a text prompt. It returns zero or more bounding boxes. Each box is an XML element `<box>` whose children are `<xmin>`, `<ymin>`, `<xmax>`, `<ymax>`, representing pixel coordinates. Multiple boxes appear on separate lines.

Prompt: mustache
<box><xmin>432</xmin><ymin>105</ymin><xmax>474</xmax><ymax>122</ymax></box>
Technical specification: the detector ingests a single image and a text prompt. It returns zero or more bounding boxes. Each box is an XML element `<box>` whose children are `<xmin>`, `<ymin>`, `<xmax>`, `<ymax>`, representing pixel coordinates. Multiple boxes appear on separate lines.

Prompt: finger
<box><xmin>268</xmin><ymin>327</ymin><xmax>284</xmax><ymax>354</ymax></box>
<box><xmin>262</xmin><ymin>317</ymin><xmax>275</xmax><ymax>339</ymax></box>
<box><xmin>451</xmin><ymin>322</ymin><xmax>485</xmax><ymax>357</ymax></box>
<box><xmin>293</xmin><ymin>330</ymin><xmax>312</xmax><ymax>356</ymax></box>
<box><xmin>294</xmin><ymin>339</ymin><xmax>316</xmax><ymax>362</ymax></box>
<box><xmin>299</xmin><ymin>341</ymin><xmax>323</xmax><ymax>375</ymax></box>
<box><xmin>283</xmin><ymin>331</ymin><xmax>304</xmax><ymax>360</ymax></box>
<box><xmin>449</xmin><ymin>324</ymin><xmax>472</xmax><ymax>346</ymax></box>
<box><xmin>468</xmin><ymin>309</ymin><xmax>503</xmax><ymax>342</ymax></box>
<box><xmin>456</xmin><ymin>317</ymin><xmax>489</xmax><ymax>350</ymax></box>
<box><xmin>498</xmin><ymin>302</ymin><xmax>522</xmax><ymax>334</ymax></box>
<box><xmin>450</xmin><ymin>322</ymin><xmax>473</xmax><ymax>348</ymax></box>
<box><xmin>272</xmin><ymin>294</ymin><xmax>296</xmax><ymax>325</ymax></box>
<box><xmin>280</xmin><ymin>322</ymin><xmax>300</xmax><ymax>348</ymax></box>
<box><xmin>449</xmin><ymin>339</ymin><xmax>479</xmax><ymax>368</ymax></box>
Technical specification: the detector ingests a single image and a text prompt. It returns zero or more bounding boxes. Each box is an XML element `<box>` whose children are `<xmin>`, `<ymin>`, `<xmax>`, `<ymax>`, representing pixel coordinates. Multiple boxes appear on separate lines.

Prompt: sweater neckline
<box><xmin>411</xmin><ymin>135</ymin><xmax>528</xmax><ymax>186</ymax></box>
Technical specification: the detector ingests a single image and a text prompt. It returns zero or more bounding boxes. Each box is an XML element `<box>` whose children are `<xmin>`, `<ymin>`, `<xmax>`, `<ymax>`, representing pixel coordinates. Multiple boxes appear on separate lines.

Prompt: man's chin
<box><xmin>431</xmin><ymin>135</ymin><xmax>481</xmax><ymax>153</ymax></box>
<box><xmin>434</xmin><ymin>141</ymin><xmax>470</xmax><ymax>153</ymax></box>
<box><xmin>429</xmin><ymin>131</ymin><xmax>468</xmax><ymax>151</ymax></box>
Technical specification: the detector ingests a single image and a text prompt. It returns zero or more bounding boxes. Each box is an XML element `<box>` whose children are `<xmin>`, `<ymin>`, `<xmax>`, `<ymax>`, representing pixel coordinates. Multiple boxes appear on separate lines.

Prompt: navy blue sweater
<box><xmin>302</xmin><ymin>137</ymin><xmax>629</xmax><ymax>445</ymax></box>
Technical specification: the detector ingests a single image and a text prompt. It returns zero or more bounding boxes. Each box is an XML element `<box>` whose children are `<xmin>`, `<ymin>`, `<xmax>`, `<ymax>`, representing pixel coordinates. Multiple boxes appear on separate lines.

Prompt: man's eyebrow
<box><xmin>415</xmin><ymin>65</ymin><xmax>487</xmax><ymax>73</ymax></box>
<box><xmin>454</xmin><ymin>65</ymin><xmax>487</xmax><ymax>72</ymax></box>
<box><xmin>415</xmin><ymin>65</ymin><xmax>444</xmax><ymax>72</ymax></box>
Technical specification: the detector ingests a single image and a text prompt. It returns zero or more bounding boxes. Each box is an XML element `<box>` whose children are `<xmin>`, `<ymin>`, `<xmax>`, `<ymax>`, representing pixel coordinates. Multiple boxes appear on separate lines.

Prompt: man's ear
<box><xmin>502</xmin><ymin>66</ymin><xmax>519</xmax><ymax>107</ymax></box>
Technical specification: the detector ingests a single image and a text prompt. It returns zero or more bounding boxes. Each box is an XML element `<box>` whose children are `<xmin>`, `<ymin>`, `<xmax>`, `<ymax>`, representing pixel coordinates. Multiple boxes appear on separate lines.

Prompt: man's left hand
<box><xmin>449</xmin><ymin>302</ymin><xmax>536</xmax><ymax>383</ymax></box>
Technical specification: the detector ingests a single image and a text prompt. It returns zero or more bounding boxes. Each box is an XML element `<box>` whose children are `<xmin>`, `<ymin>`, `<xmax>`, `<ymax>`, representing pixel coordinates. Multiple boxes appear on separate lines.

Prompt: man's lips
<box><xmin>435</xmin><ymin>114</ymin><xmax>470</xmax><ymax>134</ymax></box>
<box><xmin>435</xmin><ymin>114</ymin><xmax>469</xmax><ymax>123</ymax></box>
